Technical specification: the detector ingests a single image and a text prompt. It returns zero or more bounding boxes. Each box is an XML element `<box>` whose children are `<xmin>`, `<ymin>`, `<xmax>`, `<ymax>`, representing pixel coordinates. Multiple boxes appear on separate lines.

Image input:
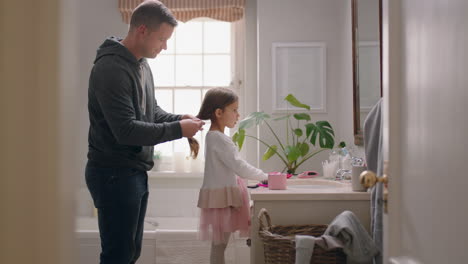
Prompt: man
<box><xmin>85</xmin><ymin>1</ymin><xmax>203</xmax><ymax>263</ymax></box>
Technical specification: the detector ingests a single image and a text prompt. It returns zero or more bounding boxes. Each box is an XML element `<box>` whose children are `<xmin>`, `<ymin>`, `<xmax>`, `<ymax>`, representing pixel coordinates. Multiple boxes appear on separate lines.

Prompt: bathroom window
<box><xmin>148</xmin><ymin>18</ymin><xmax>243</xmax><ymax>175</ymax></box>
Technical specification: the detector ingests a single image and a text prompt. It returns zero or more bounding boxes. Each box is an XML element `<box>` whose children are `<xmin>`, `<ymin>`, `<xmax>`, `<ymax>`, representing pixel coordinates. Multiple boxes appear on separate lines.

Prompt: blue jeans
<box><xmin>85</xmin><ymin>162</ymin><xmax>149</xmax><ymax>264</ymax></box>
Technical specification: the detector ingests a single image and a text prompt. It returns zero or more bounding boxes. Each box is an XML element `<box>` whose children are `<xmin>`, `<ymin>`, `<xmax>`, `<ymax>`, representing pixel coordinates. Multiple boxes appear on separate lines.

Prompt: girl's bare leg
<box><xmin>210</xmin><ymin>232</ymin><xmax>231</xmax><ymax>264</ymax></box>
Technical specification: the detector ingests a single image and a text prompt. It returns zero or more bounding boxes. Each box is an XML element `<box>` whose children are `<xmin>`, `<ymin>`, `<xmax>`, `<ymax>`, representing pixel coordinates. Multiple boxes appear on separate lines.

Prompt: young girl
<box><xmin>196</xmin><ymin>87</ymin><xmax>268</xmax><ymax>264</ymax></box>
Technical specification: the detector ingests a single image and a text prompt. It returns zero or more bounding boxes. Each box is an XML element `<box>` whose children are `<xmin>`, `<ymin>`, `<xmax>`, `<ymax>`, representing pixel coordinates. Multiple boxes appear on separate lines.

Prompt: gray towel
<box><xmin>295</xmin><ymin>235</ymin><xmax>316</xmax><ymax>264</ymax></box>
<box><xmin>295</xmin><ymin>235</ymin><xmax>344</xmax><ymax>264</ymax></box>
<box><xmin>324</xmin><ymin>211</ymin><xmax>379</xmax><ymax>264</ymax></box>
<box><xmin>363</xmin><ymin>98</ymin><xmax>384</xmax><ymax>264</ymax></box>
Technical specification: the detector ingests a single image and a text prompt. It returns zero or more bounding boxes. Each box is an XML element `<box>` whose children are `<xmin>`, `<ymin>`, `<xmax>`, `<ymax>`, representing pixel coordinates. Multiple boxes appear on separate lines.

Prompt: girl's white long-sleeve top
<box><xmin>197</xmin><ymin>131</ymin><xmax>267</xmax><ymax>209</ymax></box>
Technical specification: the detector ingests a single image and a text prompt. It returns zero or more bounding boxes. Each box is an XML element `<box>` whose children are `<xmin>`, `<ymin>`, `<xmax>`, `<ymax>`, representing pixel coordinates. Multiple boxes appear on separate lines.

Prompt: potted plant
<box><xmin>232</xmin><ymin>94</ymin><xmax>345</xmax><ymax>175</ymax></box>
<box><xmin>152</xmin><ymin>150</ymin><xmax>162</xmax><ymax>171</ymax></box>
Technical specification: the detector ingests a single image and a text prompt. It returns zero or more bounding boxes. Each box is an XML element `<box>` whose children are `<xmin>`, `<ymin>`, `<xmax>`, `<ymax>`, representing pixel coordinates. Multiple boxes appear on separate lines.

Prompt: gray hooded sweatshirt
<box><xmin>87</xmin><ymin>37</ymin><xmax>182</xmax><ymax>171</ymax></box>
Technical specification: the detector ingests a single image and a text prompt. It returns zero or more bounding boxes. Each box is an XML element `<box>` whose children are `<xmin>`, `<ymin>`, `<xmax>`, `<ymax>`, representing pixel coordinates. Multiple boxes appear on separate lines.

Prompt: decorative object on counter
<box><xmin>323</xmin><ymin>144</ymin><xmax>366</xmax><ymax>181</ymax></box>
<box><xmin>232</xmin><ymin>94</ymin><xmax>345</xmax><ymax>175</ymax></box>
<box><xmin>257</xmin><ymin>208</ymin><xmax>346</xmax><ymax>264</ymax></box>
<box><xmin>173</xmin><ymin>152</ymin><xmax>189</xmax><ymax>172</ymax></box>
<box><xmin>267</xmin><ymin>172</ymin><xmax>287</xmax><ymax>190</ymax></box>
<box><xmin>330</xmin><ymin>145</ymin><xmax>353</xmax><ymax>180</ymax></box>
<box><xmin>340</xmin><ymin>153</ymin><xmax>353</xmax><ymax>171</ymax></box>
<box><xmin>151</xmin><ymin>150</ymin><xmax>162</xmax><ymax>171</ymax></box>
<box><xmin>351</xmin><ymin>165</ymin><xmax>367</xmax><ymax>192</ymax></box>
<box><xmin>297</xmin><ymin>171</ymin><xmax>319</xmax><ymax>179</ymax></box>
<box><xmin>322</xmin><ymin>160</ymin><xmax>339</xmax><ymax>180</ymax></box>
<box><xmin>335</xmin><ymin>169</ymin><xmax>352</xmax><ymax>181</ymax></box>
<box><xmin>259</xmin><ymin>179</ymin><xmax>269</xmax><ymax>187</ymax></box>
<box><xmin>351</xmin><ymin>156</ymin><xmax>365</xmax><ymax>167</ymax></box>
<box><xmin>248</xmin><ymin>179</ymin><xmax>270</xmax><ymax>189</ymax></box>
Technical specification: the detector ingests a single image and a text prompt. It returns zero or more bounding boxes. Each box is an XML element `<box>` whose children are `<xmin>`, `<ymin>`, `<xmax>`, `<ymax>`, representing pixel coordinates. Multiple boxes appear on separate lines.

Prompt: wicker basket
<box><xmin>258</xmin><ymin>208</ymin><xmax>346</xmax><ymax>264</ymax></box>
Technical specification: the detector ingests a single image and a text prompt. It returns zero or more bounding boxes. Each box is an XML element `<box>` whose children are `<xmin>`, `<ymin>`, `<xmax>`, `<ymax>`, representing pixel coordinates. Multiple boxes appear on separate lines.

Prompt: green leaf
<box><xmin>294</xmin><ymin>128</ymin><xmax>303</xmax><ymax>137</ymax></box>
<box><xmin>238</xmin><ymin>119</ymin><xmax>254</xmax><ymax>131</ymax></box>
<box><xmin>307</xmin><ymin>121</ymin><xmax>335</xmax><ymax>149</ymax></box>
<box><xmin>238</xmin><ymin>112</ymin><xmax>270</xmax><ymax>130</ymax></box>
<box><xmin>305</xmin><ymin>123</ymin><xmax>317</xmax><ymax>138</ymax></box>
<box><xmin>273</xmin><ymin>114</ymin><xmax>291</xmax><ymax>121</ymax></box>
<box><xmin>298</xmin><ymin>143</ymin><xmax>309</xmax><ymax>156</ymax></box>
<box><xmin>310</xmin><ymin>129</ymin><xmax>318</xmax><ymax>146</ymax></box>
<box><xmin>293</xmin><ymin>113</ymin><xmax>311</xmax><ymax>121</ymax></box>
<box><xmin>262</xmin><ymin>145</ymin><xmax>278</xmax><ymax>161</ymax></box>
<box><xmin>285</xmin><ymin>145</ymin><xmax>302</xmax><ymax>162</ymax></box>
<box><xmin>316</xmin><ymin>121</ymin><xmax>335</xmax><ymax>136</ymax></box>
<box><xmin>232</xmin><ymin>129</ymin><xmax>246</xmax><ymax>150</ymax></box>
<box><xmin>285</xmin><ymin>94</ymin><xmax>311</xmax><ymax>110</ymax></box>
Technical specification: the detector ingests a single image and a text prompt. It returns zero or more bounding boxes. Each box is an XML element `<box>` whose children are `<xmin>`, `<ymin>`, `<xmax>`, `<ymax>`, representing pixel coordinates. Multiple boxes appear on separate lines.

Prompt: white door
<box><xmin>382</xmin><ymin>0</ymin><xmax>468</xmax><ymax>263</ymax></box>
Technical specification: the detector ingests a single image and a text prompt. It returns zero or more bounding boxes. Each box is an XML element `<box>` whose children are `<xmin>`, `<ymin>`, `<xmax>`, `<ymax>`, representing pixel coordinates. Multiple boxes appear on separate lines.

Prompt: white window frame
<box><xmin>149</xmin><ymin>18</ymin><xmax>245</xmax><ymax>178</ymax></box>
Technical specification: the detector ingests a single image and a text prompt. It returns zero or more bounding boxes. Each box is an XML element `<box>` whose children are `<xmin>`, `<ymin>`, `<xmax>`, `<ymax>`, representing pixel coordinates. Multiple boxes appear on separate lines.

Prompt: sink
<box><xmin>287</xmin><ymin>178</ymin><xmax>347</xmax><ymax>189</ymax></box>
<box><xmin>288</xmin><ymin>184</ymin><xmax>340</xmax><ymax>189</ymax></box>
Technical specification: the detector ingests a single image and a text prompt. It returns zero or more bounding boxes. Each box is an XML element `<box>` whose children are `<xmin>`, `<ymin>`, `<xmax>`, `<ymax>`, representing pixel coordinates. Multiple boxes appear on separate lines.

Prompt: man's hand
<box><xmin>180</xmin><ymin>119</ymin><xmax>204</xmax><ymax>138</ymax></box>
<box><xmin>181</xmin><ymin>114</ymin><xmax>199</xmax><ymax>120</ymax></box>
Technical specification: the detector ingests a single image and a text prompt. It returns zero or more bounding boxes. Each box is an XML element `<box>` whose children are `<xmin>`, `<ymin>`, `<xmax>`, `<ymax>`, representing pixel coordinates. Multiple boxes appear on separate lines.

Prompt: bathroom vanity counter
<box><xmin>249</xmin><ymin>178</ymin><xmax>371</xmax><ymax>264</ymax></box>
<box><xmin>250</xmin><ymin>178</ymin><xmax>370</xmax><ymax>201</ymax></box>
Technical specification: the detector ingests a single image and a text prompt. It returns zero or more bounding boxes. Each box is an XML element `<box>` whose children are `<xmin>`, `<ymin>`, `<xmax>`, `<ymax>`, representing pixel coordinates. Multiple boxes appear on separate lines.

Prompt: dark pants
<box><xmin>85</xmin><ymin>162</ymin><xmax>149</xmax><ymax>264</ymax></box>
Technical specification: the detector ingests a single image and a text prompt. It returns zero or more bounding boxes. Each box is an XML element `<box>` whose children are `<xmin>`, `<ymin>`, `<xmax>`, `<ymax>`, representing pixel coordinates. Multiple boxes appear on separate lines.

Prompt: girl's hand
<box><xmin>257</xmin><ymin>180</ymin><xmax>268</xmax><ymax>187</ymax></box>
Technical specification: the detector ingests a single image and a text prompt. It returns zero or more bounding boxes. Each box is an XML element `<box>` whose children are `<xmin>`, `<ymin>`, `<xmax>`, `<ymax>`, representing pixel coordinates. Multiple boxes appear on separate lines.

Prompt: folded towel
<box><xmin>295</xmin><ymin>235</ymin><xmax>316</xmax><ymax>264</ymax></box>
<box><xmin>295</xmin><ymin>235</ymin><xmax>344</xmax><ymax>264</ymax></box>
<box><xmin>324</xmin><ymin>211</ymin><xmax>379</xmax><ymax>264</ymax></box>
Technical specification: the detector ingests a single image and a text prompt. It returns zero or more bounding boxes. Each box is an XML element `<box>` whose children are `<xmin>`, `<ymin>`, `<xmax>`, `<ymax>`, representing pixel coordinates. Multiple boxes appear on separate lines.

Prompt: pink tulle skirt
<box><xmin>198</xmin><ymin>176</ymin><xmax>251</xmax><ymax>244</ymax></box>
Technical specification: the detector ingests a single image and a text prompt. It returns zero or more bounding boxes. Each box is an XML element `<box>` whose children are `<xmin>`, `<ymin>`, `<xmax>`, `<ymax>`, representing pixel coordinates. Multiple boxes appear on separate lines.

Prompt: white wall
<box><xmin>77</xmin><ymin>0</ymin><xmax>129</xmax><ymax>181</ymax></box>
<box><xmin>253</xmin><ymin>0</ymin><xmax>354</xmax><ymax>174</ymax></box>
<box><xmin>75</xmin><ymin>0</ymin><xmax>129</xmax><ymax>217</ymax></box>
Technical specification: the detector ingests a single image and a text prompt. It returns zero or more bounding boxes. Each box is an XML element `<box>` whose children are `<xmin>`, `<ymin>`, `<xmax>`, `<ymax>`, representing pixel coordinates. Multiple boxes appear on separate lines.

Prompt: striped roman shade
<box><xmin>118</xmin><ymin>0</ymin><xmax>245</xmax><ymax>23</ymax></box>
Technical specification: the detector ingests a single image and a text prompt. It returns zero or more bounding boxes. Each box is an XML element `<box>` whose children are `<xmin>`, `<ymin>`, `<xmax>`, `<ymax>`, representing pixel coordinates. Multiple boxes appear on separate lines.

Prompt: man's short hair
<box><xmin>130</xmin><ymin>0</ymin><xmax>178</xmax><ymax>31</ymax></box>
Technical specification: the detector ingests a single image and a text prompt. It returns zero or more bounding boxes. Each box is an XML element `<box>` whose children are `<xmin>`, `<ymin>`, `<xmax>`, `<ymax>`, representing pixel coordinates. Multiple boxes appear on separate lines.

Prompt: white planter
<box><xmin>152</xmin><ymin>159</ymin><xmax>162</xmax><ymax>171</ymax></box>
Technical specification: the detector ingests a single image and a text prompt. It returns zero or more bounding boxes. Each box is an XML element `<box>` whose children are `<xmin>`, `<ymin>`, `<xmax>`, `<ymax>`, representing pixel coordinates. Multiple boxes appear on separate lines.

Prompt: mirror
<box><xmin>352</xmin><ymin>0</ymin><xmax>382</xmax><ymax>145</ymax></box>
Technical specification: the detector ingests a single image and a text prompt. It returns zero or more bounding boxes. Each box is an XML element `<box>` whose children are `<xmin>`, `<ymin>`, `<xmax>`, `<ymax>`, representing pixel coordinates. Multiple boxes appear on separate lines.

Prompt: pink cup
<box><xmin>268</xmin><ymin>172</ymin><xmax>287</xmax><ymax>190</ymax></box>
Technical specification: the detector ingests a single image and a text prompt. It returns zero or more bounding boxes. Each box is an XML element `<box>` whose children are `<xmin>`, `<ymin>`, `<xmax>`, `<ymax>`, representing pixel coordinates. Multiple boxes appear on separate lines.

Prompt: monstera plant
<box><xmin>232</xmin><ymin>94</ymin><xmax>345</xmax><ymax>174</ymax></box>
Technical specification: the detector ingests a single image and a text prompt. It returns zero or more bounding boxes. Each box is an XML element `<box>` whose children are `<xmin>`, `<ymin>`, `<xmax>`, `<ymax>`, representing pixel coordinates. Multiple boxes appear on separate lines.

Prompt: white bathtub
<box><xmin>75</xmin><ymin>217</ymin><xmax>157</xmax><ymax>264</ymax></box>
<box><xmin>75</xmin><ymin>216</ymin><xmax>250</xmax><ymax>264</ymax></box>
